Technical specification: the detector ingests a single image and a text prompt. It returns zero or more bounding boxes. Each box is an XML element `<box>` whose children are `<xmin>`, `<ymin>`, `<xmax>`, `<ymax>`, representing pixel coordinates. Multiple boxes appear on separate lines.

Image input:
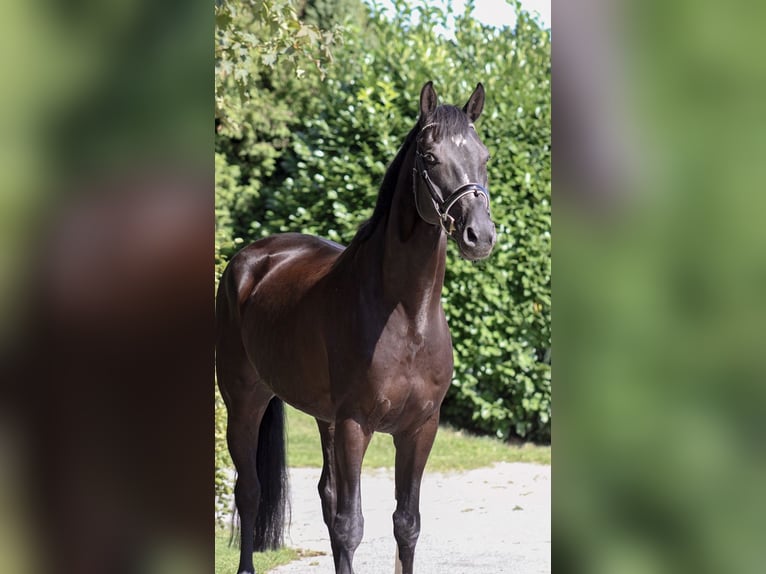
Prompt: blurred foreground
<box><xmin>555</xmin><ymin>0</ymin><xmax>766</xmax><ymax>573</ymax></box>
<box><xmin>0</xmin><ymin>1</ymin><xmax>212</xmax><ymax>573</ymax></box>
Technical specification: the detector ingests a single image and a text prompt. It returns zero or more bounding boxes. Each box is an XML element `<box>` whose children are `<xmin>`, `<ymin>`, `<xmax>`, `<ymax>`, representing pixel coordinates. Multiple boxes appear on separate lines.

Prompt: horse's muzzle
<box><xmin>457</xmin><ymin>215</ymin><xmax>496</xmax><ymax>260</ymax></box>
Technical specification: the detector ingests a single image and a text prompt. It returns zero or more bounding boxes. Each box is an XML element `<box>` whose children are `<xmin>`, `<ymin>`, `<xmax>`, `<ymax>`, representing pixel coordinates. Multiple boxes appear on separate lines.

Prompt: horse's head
<box><xmin>413</xmin><ymin>81</ymin><xmax>497</xmax><ymax>261</ymax></box>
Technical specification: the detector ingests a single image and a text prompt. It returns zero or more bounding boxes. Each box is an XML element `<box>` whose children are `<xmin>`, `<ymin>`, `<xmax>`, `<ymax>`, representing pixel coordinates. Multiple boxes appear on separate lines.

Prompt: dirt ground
<box><xmin>272</xmin><ymin>462</ymin><xmax>551</xmax><ymax>574</ymax></box>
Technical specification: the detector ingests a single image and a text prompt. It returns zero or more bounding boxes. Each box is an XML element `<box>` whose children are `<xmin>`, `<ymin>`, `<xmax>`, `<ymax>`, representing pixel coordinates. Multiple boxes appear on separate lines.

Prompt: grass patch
<box><xmin>285</xmin><ymin>404</ymin><xmax>550</xmax><ymax>470</ymax></box>
<box><xmin>215</xmin><ymin>528</ymin><xmax>300</xmax><ymax>574</ymax></box>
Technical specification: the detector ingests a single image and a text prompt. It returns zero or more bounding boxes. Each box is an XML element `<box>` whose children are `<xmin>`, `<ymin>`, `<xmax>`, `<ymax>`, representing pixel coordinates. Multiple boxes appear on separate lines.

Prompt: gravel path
<box><xmin>273</xmin><ymin>463</ymin><xmax>550</xmax><ymax>574</ymax></box>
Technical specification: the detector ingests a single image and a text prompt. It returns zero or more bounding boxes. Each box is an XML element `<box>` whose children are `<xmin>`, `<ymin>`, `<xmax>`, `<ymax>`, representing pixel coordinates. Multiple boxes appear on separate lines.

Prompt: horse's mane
<box><xmin>350</xmin><ymin>105</ymin><xmax>469</xmax><ymax>245</ymax></box>
<box><xmin>352</xmin><ymin>122</ymin><xmax>419</xmax><ymax>244</ymax></box>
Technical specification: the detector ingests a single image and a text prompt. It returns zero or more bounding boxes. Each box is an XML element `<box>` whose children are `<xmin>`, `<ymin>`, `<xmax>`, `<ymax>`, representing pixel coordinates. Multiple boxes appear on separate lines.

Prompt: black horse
<box><xmin>216</xmin><ymin>81</ymin><xmax>496</xmax><ymax>574</ymax></box>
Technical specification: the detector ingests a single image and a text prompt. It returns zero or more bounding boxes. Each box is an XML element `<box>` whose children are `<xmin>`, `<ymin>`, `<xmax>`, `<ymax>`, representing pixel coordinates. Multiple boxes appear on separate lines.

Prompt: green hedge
<box><xmin>216</xmin><ymin>1</ymin><xmax>550</xmax><ymax>452</ymax></box>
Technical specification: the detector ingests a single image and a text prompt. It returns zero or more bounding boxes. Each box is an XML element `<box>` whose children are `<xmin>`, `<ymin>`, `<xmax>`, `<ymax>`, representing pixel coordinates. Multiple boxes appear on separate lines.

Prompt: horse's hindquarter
<box><xmin>234</xmin><ymin>234</ymin><xmax>342</xmax><ymax>416</ymax></box>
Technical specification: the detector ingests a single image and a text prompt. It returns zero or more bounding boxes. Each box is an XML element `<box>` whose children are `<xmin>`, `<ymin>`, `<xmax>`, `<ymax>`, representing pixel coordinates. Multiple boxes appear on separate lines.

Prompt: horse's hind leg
<box><xmin>392</xmin><ymin>415</ymin><xmax>439</xmax><ymax>574</ymax></box>
<box><xmin>224</xmin><ymin>380</ymin><xmax>274</xmax><ymax>574</ymax></box>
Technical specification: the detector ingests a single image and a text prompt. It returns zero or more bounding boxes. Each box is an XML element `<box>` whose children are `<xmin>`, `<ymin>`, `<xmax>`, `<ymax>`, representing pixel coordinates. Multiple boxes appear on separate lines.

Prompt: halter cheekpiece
<box><xmin>412</xmin><ymin>124</ymin><xmax>490</xmax><ymax>235</ymax></box>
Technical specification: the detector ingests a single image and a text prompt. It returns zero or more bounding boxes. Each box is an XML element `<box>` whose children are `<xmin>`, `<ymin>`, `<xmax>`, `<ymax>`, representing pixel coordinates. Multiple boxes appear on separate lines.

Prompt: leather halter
<box><xmin>412</xmin><ymin>131</ymin><xmax>490</xmax><ymax>235</ymax></box>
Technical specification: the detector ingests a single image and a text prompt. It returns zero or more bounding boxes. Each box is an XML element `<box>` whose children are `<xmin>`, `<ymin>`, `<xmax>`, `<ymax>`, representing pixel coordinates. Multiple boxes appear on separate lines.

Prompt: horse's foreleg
<box><xmin>330</xmin><ymin>417</ymin><xmax>372</xmax><ymax>574</ymax></box>
<box><xmin>316</xmin><ymin>420</ymin><xmax>338</xmax><ymax>550</ymax></box>
<box><xmin>392</xmin><ymin>414</ymin><xmax>439</xmax><ymax>574</ymax></box>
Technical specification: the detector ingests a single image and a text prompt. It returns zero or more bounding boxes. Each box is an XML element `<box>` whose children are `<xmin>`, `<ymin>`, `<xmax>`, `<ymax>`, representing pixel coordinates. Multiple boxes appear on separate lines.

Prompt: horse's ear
<box><xmin>420</xmin><ymin>81</ymin><xmax>438</xmax><ymax>120</ymax></box>
<box><xmin>463</xmin><ymin>82</ymin><xmax>485</xmax><ymax>122</ymax></box>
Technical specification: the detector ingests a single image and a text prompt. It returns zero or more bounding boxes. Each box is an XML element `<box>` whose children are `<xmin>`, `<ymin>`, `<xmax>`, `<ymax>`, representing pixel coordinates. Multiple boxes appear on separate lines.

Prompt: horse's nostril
<box><xmin>464</xmin><ymin>226</ymin><xmax>478</xmax><ymax>246</ymax></box>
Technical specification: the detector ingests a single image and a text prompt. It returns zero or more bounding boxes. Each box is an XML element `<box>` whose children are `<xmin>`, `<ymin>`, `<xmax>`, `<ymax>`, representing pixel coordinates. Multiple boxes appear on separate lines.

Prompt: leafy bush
<box><xmin>216</xmin><ymin>0</ymin><xmax>551</xmax><ymax>461</ymax></box>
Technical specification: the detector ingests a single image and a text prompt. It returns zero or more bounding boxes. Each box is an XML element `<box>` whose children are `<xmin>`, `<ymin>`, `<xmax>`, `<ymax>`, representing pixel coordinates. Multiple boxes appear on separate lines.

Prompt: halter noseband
<box><xmin>412</xmin><ymin>130</ymin><xmax>490</xmax><ymax>235</ymax></box>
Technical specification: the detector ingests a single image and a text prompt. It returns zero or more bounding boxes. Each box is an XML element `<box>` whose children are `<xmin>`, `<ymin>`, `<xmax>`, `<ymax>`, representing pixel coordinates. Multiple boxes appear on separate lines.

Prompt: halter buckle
<box><xmin>442</xmin><ymin>213</ymin><xmax>456</xmax><ymax>235</ymax></box>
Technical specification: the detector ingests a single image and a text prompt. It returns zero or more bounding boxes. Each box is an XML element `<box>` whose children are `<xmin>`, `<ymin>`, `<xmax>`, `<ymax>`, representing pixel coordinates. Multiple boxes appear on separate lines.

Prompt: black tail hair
<box><xmin>254</xmin><ymin>397</ymin><xmax>289</xmax><ymax>551</ymax></box>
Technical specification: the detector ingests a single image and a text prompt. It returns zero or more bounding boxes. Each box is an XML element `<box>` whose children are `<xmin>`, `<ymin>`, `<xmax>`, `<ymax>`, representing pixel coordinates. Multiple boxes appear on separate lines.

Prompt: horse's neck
<box><xmin>378</xmin><ymin>151</ymin><xmax>447</xmax><ymax>319</ymax></box>
<box><xmin>336</xmin><ymin>148</ymin><xmax>446</xmax><ymax>324</ymax></box>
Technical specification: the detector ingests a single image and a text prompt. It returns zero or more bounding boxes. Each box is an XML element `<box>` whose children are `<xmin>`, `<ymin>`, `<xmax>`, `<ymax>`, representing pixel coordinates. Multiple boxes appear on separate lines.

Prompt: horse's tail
<box><xmin>254</xmin><ymin>396</ymin><xmax>290</xmax><ymax>551</ymax></box>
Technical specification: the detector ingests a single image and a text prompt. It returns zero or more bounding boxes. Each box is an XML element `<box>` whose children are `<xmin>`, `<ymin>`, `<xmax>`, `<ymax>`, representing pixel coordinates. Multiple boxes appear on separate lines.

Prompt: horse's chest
<box><xmin>372</xmin><ymin>320</ymin><xmax>452</xmax><ymax>386</ymax></box>
<box><xmin>362</xmin><ymin>328</ymin><xmax>450</xmax><ymax>433</ymax></box>
<box><xmin>401</xmin><ymin>331</ymin><xmax>426</xmax><ymax>366</ymax></box>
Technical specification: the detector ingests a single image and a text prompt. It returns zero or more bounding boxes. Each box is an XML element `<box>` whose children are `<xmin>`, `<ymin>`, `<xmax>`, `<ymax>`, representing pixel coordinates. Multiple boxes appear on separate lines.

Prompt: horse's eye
<box><xmin>421</xmin><ymin>152</ymin><xmax>438</xmax><ymax>165</ymax></box>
